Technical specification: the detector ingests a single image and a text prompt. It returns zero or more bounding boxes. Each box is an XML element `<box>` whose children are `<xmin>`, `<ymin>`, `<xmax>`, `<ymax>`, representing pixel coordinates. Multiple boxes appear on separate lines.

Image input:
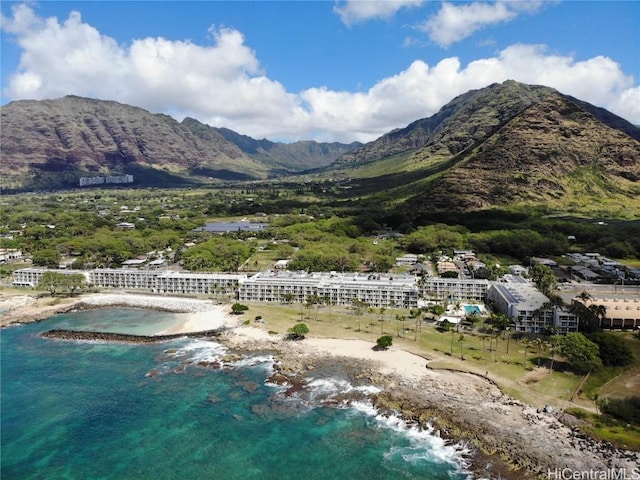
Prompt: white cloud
<box><xmin>1</xmin><ymin>5</ymin><xmax>638</xmax><ymax>144</ymax></box>
<box><xmin>334</xmin><ymin>0</ymin><xmax>424</xmax><ymax>26</ymax></box>
<box><xmin>421</xmin><ymin>1</ymin><xmax>544</xmax><ymax>47</ymax></box>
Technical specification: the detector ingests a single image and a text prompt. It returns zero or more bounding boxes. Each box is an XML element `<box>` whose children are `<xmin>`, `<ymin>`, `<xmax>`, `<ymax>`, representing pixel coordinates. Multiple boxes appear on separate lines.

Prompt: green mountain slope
<box><xmin>329</xmin><ymin>81</ymin><xmax>640</xmax><ymax>218</ymax></box>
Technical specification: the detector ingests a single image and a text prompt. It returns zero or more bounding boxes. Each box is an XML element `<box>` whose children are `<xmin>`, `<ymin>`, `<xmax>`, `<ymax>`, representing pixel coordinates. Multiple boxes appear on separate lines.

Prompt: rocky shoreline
<box><xmin>216</xmin><ymin>329</ymin><xmax>640</xmax><ymax>480</ymax></box>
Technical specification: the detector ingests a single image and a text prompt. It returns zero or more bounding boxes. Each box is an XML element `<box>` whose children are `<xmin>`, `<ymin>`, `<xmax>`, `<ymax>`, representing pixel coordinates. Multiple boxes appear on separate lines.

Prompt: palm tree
<box><xmin>481</xmin><ymin>333</ymin><xmax>489</xmax><ymax>366</ymax></box>
<box><xmin>379</xmin><ymin>307</ymin><xmax>386</xmax><ymax>335</ymax></box>
<box><xmin>588</xmin><ymin>304</ymin><xmax>608</xmax><ymax>329</ymax></box>
<box><xmin>522</xmin><ymin>337</ymin><xmax>530</xmax><ymax>370</ymax></box>
<box><xmin>548</xmin><ymin>336</ymin><xmax>557</xmax><ymax>373</ymax></box>
<box><xmin>409</xmin><ymin>307</ymin><xmax>422</xmax><ymax>341</ymax></box>
<box><xmin>577</xmin><ymin>290</ymin><xmax>592</xmax><ymax>303</ymax></box>
<box><xmin>458</xmin><ymin>334</ymin><xmax>465</xmax><ymax>360</ymax></box>
<box><xmin>532</xmin><ymin>337</ymin><xmax>545</xmax><ymax>367</ymax></box>
<box><xmin>395</xmin><ymin>314</ymin><xmax>403</xmax><ymax>337</ymax></box>
<box><xmin>324</xmin><ymin>295</ymin><xmax>333</xmax><ymax>323</ymax></box>
<box><xmin>450</xmin><ymin>328</ymin><xmax>455</xmax><ymax>355</ymax></box>
<box><xmin>367</xmin><ymin>307</ymin><xmax>375</xmax><ymax>333</ymax></box>
<box><xmin>352</xmin><ymin>299</ymin><xmax>366</xmax><ymax>332</ymax></box>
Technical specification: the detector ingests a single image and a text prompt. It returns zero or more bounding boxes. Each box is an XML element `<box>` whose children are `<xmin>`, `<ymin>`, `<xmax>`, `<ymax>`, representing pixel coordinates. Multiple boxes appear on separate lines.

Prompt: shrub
<box><xmin>376</xmin><ymin>335</ymin><xmax>393</xmax><ymax>350</ymax></box>
<box><xmin>287</xmin><ymin>322</ymin><xmax>309</xmax><ymax>340</ymax></box>
<box><xmin>599</xmin><ymin>396</ymin><xmax>640</xmax><ymax>425</ymax></box>
<box><xmin>231</xmin><ymin>303</ymin><xmax>249</xmax><ymax>315</ymax></box>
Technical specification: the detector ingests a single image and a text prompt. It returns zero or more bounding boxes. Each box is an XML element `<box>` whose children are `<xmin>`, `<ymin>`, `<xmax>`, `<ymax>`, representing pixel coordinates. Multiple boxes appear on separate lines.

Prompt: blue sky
<box><xmin>1</xmin><ymin>1</ymin><xmax>638</xmax><ymax>142</ymax></box>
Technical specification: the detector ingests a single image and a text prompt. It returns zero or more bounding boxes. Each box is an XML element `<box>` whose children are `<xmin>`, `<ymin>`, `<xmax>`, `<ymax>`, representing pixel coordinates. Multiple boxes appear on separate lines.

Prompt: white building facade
<box><xmin>487</xmin><ymin>275</ymin><xmax>578</xmax><ymax>334</ymax></box>
<box><xmin>13</xmin><ymin>268</ymin><xmax>245</xmax><ymax>294</ymax></box>
<box><xmin>238</xmin><ymin>271</ymin><xmax>419</xmax><ymax>308</ymax></box>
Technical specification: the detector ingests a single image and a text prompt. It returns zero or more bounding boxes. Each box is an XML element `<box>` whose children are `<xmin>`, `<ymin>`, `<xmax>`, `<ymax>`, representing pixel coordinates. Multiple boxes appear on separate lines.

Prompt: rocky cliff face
<box><xmin>0</xmin><ymin>96</ymin><xmax>268</xmax><ymax>190</ymax></box>
<box><xmin>406</xmin><ymin>93</ymin><xmax>640</xmax><ymax>212</ymax></box>
<box><xmin>337</xmin><ymin>81</ymin><xmax>559</xmax><ymax>164</ymax></box>
<box><xmin>338</xmin><ymin>80</ymin><xmax>639</xmax><ymax>168</ymax></box>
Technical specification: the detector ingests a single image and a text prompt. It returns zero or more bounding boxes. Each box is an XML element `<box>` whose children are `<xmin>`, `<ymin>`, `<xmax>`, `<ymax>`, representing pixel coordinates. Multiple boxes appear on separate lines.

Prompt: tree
<box><xmin>521</xmin><ymin>337</ymin><xmax>530</xmax><ymax>369</ymax></box>
<box><xmin>231</xmin><ymin>303</ymin><xmax>249</xmax><ymax>315</ymax></box>
<box><xmin>379</xmin><ymin>307</ymin><xmax>386</xmax><ymax>335</ymax></box>
<box><xmin>288</xmin><ymin>322</ymin><xmax>309</xmax><ymax>340</ymax></box>
<box><xmin>38</xmin><ymin>271</ymin><xmax>64</xmax><ymax>296</ymax></box>
<box><xmin>409</xmin><ymin>307</ymin><xmax>422</xmax><ymax>341</ymax></box>
<box><xmin>352</xmin><ymin>299</ymin><xmax>368</xmax><ymax>332</ymax></box>
<box><xmin>570</xmin><ymin>301</ymin><xmax>601</xmax><ymax>333</ymax></box>
<box><xmin>37</xmin><ymin>271</ymin><xmax>86</xmax><ymax>296</ymax></box>
<box><xmin>553</xmin><ymin>332</ymin><xmax>602</xmax><ymax>373</ymax></box>
<box><xmin>458</xmin><ymin>334</ymin><xmax>465</xmax><ymax>360</ymax></box>
<box><xmin>61</xmin><ymin>273</ymin><xmax>87</xmax><ymax>296</ymax></box>
<box><xmin>530</xmin><ymin>263</ymin><xmax>557</xmax><ymax>296</ymax></box>
<box><xmin>532</xmin><ymin>337</ymin><xmax>545</xmax><ymax>367</ymax></box>
<box><xmin>376</xmin><ymin>335</ymin><xmax>393</xmax><ymax>350</ymax></box>
<box><xmin>587</xmin><ymin>332</ymin><xmax>634</xmax><ymax>367</ymax></box>
<box><xmin>32</xmin><ymin>249</ymin><xmax>61</xmax><ymax>268</ymax></box>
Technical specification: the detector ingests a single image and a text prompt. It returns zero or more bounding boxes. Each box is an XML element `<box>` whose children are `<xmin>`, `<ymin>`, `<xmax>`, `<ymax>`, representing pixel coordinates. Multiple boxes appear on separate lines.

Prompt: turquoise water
<box><xmin>1</xmin><ymin>309</ymin><xmax>473</xmax><ymax>480</ymax></box>
<box><xmin>463</xmin><ymin>305</ymin><xmax>482</xmax><ymax>316</ymax></box>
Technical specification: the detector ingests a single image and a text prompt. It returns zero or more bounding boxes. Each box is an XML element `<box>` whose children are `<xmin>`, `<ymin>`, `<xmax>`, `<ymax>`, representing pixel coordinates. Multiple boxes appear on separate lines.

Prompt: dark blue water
<box><xmin>1</xmin><ymin>309</ymin><xmax>472</xmax><ymax>479</ymax></box>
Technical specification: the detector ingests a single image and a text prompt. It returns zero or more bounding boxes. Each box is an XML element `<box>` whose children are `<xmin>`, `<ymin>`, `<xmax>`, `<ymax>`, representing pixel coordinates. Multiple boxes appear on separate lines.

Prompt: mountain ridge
<box><xmin>1</xmin><ymin>81</ymin><xmax>638</xmax><ymax>219</ymax></box>
<box><xmin>0</xmin><ymin>96</ymin><xmax>359</xmax><ymax>191</ymax></box>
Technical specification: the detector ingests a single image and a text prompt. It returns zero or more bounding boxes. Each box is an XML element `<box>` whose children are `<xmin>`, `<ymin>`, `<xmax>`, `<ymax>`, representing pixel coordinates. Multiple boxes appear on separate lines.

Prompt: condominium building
<box><xmin>12</xmin><ymin>268</ymin><xmax>91</xmax><ymax>287</ymax></box>
<box><xmin>487</xmin><ymin>275</ymin><xmax>578</xmax><ymax>334</ymax></box>
<box><xmin>238</xmin><ymin>271</ymin><xmax>418</xmax><ymax>308</ymax></box>
<box><xmin>419</xmin><ymin>278</ymin><xmax>489</xmax><ymax>302</ymax></box>
<box><xmin>13</xmin><ymin>267</ymin><xmax>245</xmax><ymax>295</ymax></box>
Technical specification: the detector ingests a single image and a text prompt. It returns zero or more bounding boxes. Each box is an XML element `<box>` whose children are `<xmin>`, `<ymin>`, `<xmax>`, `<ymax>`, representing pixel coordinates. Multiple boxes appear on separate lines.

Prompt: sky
<box><xmin>1</xmin><ymin>1</ymin><xmax>638</xmax><ymax>143</ymax></box>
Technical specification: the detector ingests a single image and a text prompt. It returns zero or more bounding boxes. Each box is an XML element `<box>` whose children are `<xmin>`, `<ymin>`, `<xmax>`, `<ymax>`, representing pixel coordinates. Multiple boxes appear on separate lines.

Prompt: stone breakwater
<box><xmin>40</xmin><ymin>328</ymin><xmax>225</xmax><ymax>343</ymax></box>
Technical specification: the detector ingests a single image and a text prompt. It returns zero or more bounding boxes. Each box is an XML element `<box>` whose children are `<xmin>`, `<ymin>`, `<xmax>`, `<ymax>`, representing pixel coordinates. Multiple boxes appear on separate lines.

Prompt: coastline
<box><xmin>219</xmin><ymin>325</ymin><xmax>640</xmax><ymax>479</ymax></box>
<box><xmin>3</xmin><ymin>291</ymin><xmax>639</xmax><ymax>478</ymax></box>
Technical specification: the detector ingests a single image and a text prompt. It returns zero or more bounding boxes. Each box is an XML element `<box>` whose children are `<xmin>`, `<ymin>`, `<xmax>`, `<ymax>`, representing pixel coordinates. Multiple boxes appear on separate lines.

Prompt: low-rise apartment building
<box><xmin>578</xmin><ymin>296</ymin><xmax>640</xmax><ymax>330</ymax></box>
<box><xmin>13</xmin><ymin>268</ymin><xmax>245</xmax><ymax>295</ymax></box>
<box><xmin>238</xmin><ymin>271</ymin><xmax>419</xmax><ymax>308</ymax></box>
<box><xmin>419</xmin><ymin>278</ymin><xmax>489</xmax><ymax>302</ymax></box>
<box><xmin>487</xmin><ymin>275</ymin><xmax>578</xmax><ymax>334</ymax></box>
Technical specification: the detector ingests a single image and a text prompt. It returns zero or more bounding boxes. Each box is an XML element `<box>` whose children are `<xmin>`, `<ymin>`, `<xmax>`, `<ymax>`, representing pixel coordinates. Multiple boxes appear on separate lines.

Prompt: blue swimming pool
<box><xmin>463</xmin><ymin>305</ymin><xmax>482</xmax><ymax>315</ymax></box>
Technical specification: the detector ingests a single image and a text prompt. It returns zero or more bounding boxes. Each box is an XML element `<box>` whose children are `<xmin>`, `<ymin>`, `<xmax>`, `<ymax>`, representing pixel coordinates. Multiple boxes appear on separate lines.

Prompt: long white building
<box><xmin>237</xmin><ymin>271</ymin><xmax>419</xmax><ymax>308</ymax></box>
<box><xmin>13</xmin><ymin>268</ymin><xmax>246</xmax><ymax>295</ymax></box>
<box><xmin>13</xmin><ymin>267</ymin><xmax>496</xmax><ymax>309</ymax></box>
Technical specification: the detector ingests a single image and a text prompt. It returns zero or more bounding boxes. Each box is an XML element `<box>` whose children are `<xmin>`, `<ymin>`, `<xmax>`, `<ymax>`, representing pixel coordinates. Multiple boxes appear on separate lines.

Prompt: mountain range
<box><xmin>1</xmin><ymin>80</ymin><xmax>639</xmax><ymax>216</ymax></box>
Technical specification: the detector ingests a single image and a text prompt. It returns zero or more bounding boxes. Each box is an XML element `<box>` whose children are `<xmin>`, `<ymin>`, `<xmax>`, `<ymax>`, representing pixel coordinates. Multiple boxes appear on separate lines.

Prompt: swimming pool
<box><xmin>463</xmin><ymin>305</ymin><xmax>482</xmax><ymax>315</ymax></box>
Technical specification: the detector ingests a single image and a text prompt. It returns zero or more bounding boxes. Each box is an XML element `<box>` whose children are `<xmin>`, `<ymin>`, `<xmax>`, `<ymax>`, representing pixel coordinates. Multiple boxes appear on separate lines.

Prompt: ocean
<box><xmin>1</xmin><ymin>308</ymin><xmax>473</xmax><ymax>480</ymax></box>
